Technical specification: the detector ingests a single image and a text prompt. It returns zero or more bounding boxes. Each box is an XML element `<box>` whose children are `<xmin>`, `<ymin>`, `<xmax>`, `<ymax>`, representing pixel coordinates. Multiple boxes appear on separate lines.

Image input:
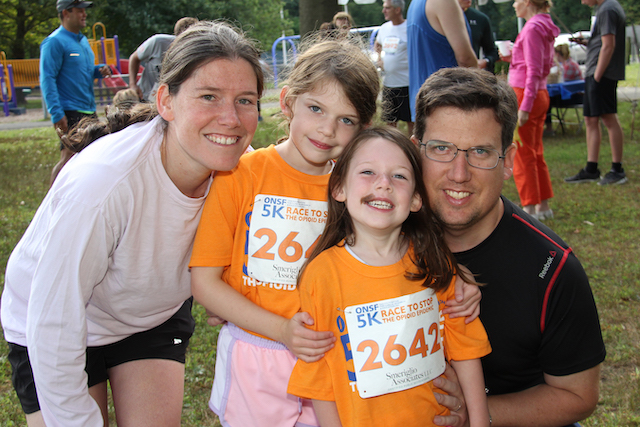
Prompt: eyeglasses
<box><xmin>419</xmin><ymin>140</ymin><xmax>506</xmax><ymax>170</ymax></box>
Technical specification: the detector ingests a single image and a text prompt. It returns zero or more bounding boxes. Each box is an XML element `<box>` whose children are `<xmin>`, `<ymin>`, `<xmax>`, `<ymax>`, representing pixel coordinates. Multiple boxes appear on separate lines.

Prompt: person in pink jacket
<box><xmin>505</xmin><ymin>0</ymin><xmax>559</xmax><ymax>221</ymax></box>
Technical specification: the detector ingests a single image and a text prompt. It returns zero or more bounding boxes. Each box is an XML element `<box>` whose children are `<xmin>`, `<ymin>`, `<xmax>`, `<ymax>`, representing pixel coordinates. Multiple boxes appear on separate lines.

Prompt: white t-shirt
<box><xmin>1</xmin><ymin>116</ymin><xmax>209</xmax><ymax>426</ymax></box>
<box><xmin>376</xmin><ymin>20</ymin><xmax>409</xmax><ymax>88</ymax></box>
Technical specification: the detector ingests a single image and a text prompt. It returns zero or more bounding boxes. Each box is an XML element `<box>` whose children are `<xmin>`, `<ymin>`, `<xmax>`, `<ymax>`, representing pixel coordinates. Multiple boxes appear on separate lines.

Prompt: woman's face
<box><xmin>513</xmin><ymin>0</ymin><xmax>529</xmax><ymax>18</ymax></box>
<box><xmin>158</xmin><ymin>58</ymin><xmax>260</xmax><ymax>178</ymax></box>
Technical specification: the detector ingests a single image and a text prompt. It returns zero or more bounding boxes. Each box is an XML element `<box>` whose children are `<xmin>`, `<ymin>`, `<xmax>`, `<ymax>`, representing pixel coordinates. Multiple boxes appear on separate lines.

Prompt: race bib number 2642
<box><xmin>344</xmin><ymin>289</ymin><xmax>445</xmax><ymax>398</ymax></box>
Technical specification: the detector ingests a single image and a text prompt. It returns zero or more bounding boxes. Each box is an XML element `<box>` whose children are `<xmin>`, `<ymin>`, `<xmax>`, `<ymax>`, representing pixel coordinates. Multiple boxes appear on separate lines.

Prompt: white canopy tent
<box><xmin>478</xmin><ymin>0</ymin><xmax>511</xmax><ymax>4</ymax></box>
<box><xmin>338</xmin><ymin>0</ymin><xmax>376</xmax><ymax>13</ymax></box>
<box><xmin>338</xmin><ymin>0</ymin><xmax>376</xmax><ymax>4</ymax></box>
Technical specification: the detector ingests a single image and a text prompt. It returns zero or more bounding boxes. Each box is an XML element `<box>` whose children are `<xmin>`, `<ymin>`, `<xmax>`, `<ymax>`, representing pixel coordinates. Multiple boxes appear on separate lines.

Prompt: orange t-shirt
<box><xmin>288</xmin><ymin>245</ymin><xmax>491</xmax><ymax>426</ymax></box>
<box><xmin>190</xmin><ymin>145</ymin><xmax>331</xmax><ymax>337</ymax></box>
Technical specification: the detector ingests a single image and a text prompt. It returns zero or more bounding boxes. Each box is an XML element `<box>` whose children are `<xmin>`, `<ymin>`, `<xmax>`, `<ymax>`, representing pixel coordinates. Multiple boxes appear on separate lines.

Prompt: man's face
<box><xmin>415</xmin><ymin>106</ymin><xmax>515</xmax><ymax>238</ymax></box>
<box><xmin>63</xmin><ymin>7</ymin><xmax>87</xmax><ymax>33</ymax></box>
<box><xmin>581</xmin><ymin>0</ymin><xmax>598</xmax><ymax>6</ymax></box>
<box><xmin>382</xmin><ymin>1</ymin><xmax>401</xmax><ymax>21</ymax></box>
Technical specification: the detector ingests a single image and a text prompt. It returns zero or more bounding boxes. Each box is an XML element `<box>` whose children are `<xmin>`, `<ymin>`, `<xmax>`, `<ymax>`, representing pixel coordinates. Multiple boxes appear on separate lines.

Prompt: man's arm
<box><xmin>479</xmin><ymin>18</ymin><xmax>498</xmax><ymax>72</ymax></box>
<box><xmin>594</xmin><ymin>34</ymin><xmax>615</xmax><ymax>82</ymax></box>
<box><xmin>128</xmin><ymin>51</ymin><xmax>143</xmax><ymax>99</ymax></box>
<box><xmin>426</xmin><ymin>0</ymin><xmax>477</xmax><ymax>68</ymax></box>
<box><xmin>487</xmin><ymin>364</ymin><xmax>601</xmax><ymax>427</ymax></box>
<box><xmin>39</xmin><ymin>37</ymin><xmax>66</xmax><ymax>124</ymax></box>
<box><xmin>434</xmin><ymin>364</ymin><xmax>601</xmax><ymax>427</ymax></box>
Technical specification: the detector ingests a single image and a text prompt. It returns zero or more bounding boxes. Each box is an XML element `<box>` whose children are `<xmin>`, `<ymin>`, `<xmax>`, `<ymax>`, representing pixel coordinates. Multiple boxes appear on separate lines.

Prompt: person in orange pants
<box><xmin>504</xmin><ymin>0</ymin><xmax>559</xmax><ymax>220</ymax></box>
<box><xmin>513</xmin><ymin>87</ymin><xmax>554</xmax><ymax>220</ymax></box>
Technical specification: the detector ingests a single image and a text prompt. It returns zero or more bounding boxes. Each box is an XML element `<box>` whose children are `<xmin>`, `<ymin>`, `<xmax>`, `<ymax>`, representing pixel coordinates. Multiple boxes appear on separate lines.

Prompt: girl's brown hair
<box><xmin>301</xmin><ymin>126</ymin><xmax>467</xmax><ymax>291</ymax></box>
<box><xmin>280</xmin><ymin>37</ymin><xmax>379</xmax><ymax>136</ymax></box>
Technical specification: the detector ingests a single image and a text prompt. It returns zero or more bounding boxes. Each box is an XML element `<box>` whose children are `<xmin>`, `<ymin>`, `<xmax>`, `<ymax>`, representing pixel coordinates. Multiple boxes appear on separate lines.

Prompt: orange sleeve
<box><xmin>288</xmin><ymin>261</ymin><xmax>337</xmax><ymax>401</ymax></box>
<box><xmin>189</xmin><ymin>167</ymin><xmax>245</xmax><ymax>268</ymax></box>
<box><xmin>439</xmin><ymin>283</ymin><xmax>492</xmax><ymax>362</ymax></box>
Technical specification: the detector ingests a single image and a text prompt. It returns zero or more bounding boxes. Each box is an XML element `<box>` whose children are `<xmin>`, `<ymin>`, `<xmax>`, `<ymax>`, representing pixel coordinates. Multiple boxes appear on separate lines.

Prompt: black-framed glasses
<box><xmin>419</xmin><ymin>140</ymin><xmax>506</xmax><ymax>170</ymax></box>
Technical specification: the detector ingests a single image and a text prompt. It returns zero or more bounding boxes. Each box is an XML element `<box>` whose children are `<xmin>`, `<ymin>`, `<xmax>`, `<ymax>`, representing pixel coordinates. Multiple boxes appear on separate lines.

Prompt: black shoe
<box><xmin>598</xmin><ymin>170</ymin><xmax>628</xmax><ymax>185</ymax></box>
<box><xmin>564</xmin><ymin>168</ymin><xmax>601</xmax><ymax>183</ymax></box>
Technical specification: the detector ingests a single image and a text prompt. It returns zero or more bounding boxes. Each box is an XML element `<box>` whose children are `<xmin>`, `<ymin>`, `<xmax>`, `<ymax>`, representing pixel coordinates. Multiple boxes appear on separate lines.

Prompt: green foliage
<box><xmin>0</xmin><ymin>0</ymin><xmax>59</xmax><ymax>59</ymax></box>
<box><xmin>479</xmin><ymin>0</ymin><xmax>592</xmax><ymax>42</ymax></box>
<box><xmin>89</xmin><ymin>0</ymin><xmax>289</xmax><ymax>57</ymax></box>
<box><xmin>619</xmin><ymin>0</ymin><xmax>640</xmax><ymax>24</ymax></box>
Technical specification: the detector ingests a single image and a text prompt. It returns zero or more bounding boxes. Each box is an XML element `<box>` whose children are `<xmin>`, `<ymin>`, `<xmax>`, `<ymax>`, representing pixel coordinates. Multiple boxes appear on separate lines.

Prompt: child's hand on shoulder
<box><xmin>442</xmin><ymin>265</ymin><xmax>481</xmax><ymax>323</ymax></box>
<box><xmin>280</xmin><ymin>312</ymin><xmax>336</xmax><ymax>362</ymax></box>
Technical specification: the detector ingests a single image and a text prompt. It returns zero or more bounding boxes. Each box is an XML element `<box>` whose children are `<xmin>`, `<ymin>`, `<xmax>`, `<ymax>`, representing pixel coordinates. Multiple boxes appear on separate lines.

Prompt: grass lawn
<box><xmin>0</xmin><ymin>99</ymin><xmax>639</xmax><ymax>426</ymax></box>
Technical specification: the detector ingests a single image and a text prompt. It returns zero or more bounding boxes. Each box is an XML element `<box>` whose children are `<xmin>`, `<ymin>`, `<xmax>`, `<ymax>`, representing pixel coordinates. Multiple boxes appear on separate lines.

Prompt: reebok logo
<box><xmin>538</xmin><ymin>251</ymin><xmax>556</xmax><ymax>279</ymax></box>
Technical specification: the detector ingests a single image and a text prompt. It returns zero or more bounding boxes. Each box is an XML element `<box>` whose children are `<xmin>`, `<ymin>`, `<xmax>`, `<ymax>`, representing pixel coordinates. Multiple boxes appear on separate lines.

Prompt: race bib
<box><xmin>344</xmin><ymin>289</ymin><xmax>445</xmax><ymax>398</ymax></box>
<box><xmin>247</xmin><ymin>195</ymin><xmax>327</xmax><ymax>285</ymax></box>
<box><xmin>382</xmin><ymin>36</ymin><xmax>400</xmax><ymax>54</ymax></box>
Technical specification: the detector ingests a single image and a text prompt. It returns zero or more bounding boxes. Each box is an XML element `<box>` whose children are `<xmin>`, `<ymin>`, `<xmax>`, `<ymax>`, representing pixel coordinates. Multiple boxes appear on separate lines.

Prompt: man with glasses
<box><xmin>413</xmin><ymin>68</ymin><xmax>605</xmax><ymax>427</ymax></box>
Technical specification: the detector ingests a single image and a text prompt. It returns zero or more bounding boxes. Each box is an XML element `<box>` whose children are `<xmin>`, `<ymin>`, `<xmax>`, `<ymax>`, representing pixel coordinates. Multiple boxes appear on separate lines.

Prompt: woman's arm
<box><xmin>519</xmin><ymin>22</ymin><xmax>548</xmax><ymax>113</ymax></box>
<box><xmin>450</xmin><ymin>359</ymin><xmax>490</xmax><ymax>427</ymax></box>
<box><xmin>26</xmin><ymin>204</ymin><xmax>113</xmax><ymax>426</ymax></box>
<box><xmin>191</xmin><ymin>266</ymin><xmax>335</xmax><ymax>361</ymax></box>
<box><xmin>312</xmin><ymin>400</ymin><xmax>343</xmax><ymax>427</ymax></box>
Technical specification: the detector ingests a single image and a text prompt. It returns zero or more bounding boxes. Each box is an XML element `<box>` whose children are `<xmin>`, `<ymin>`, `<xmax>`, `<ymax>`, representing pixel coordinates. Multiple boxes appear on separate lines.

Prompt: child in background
<box><xmin>189</xmin><ymin>38</ymin><xmax>380</xmax><ymax>427</ymax></box>
<box><xmin>288</xmin><ymin>127</ymin><xmax>492</xmax><ymax>427</ymax></box>
<box><xmin>554</xmin><ymin>44</ymin><xmax>582</xmax><ymax>82</ymax></box>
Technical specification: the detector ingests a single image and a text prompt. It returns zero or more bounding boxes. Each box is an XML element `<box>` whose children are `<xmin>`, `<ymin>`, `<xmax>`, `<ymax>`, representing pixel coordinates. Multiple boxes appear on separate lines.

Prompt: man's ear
<box><xmin>280</xmin><ymin>85</ymin><xmax>292</xmax><ymax>118</ymax></box>
<box><xmin>410</xmin><ymin>134</ymin><xmax>420</xmax><ymax>148</ymax></box>
<box><xmin>503</xmin><ymin>142</ymin><xmax>517</xmax><ymax>180</ymax></box>
<box><xmin>156</xmin><ymin>83</ymin><xmax>174</xmax><ymax>122</ymax></box>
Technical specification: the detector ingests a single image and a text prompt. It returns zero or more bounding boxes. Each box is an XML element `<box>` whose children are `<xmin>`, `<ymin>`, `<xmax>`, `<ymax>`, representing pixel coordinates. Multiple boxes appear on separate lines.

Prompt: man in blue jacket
<box><xmin>40</xmin><ymin>0</ymin><xmax>111</xmax><ymax>185</ymax></box>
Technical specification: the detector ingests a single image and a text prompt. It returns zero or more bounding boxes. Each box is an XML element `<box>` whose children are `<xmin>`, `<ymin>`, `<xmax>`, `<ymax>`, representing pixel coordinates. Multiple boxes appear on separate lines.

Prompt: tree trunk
<box><xmin>11</xmin><ymin>5</ymin><xmax>27</xmax><ymax>59</ymax></box>
<box><xmin>299</xmin><ymin>0</ymin><xmax>341</xmax><ymax>39</ymax></box>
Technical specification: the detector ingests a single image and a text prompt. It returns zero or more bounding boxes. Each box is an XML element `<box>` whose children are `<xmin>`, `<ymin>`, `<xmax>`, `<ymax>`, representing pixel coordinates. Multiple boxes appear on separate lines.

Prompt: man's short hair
<box><xmin>174</xmin><ymin>17</ymin><xmax>199</xmax><ymax>36</ymax></box>
<box><xmin>414</xmin><ymin>68</ymin><xmax>518</xmax><ymax>152</ymax></box>
<box><xmin>388</xmin><ymin>0</ymin><xmax>405</xmax><ymax>10</ymax></box>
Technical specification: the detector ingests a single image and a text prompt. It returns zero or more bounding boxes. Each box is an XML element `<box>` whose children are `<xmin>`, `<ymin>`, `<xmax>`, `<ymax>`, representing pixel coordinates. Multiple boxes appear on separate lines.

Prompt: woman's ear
<box><xmin>280</xmin><ymin>85</ymin><xmax>292</xmax><ymax>118</ymax></box>
<box><xmin>156</xmin><ymin>84</ymin><xmax>174</xmax><ymax>122</ymax></box>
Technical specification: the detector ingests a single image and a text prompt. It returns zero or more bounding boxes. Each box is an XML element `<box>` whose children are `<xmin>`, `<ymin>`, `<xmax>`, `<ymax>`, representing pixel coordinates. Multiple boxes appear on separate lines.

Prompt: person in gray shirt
<box><xmin>128</xmin><ymin>17</ymin><xmax>198</xmax><ymax>101</ymax></box>
<box><xmin>564</xmin><ymin>0</ymin><xmax>627</xmax><ymax>185</ymax></box>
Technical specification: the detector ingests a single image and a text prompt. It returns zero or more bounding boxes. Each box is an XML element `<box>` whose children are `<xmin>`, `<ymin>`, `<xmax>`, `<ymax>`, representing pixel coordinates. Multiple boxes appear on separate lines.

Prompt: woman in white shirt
<box><xmin>1</xmin><ymin>21</ymin><xmax>264</xmax><ymax>427</ymax></box>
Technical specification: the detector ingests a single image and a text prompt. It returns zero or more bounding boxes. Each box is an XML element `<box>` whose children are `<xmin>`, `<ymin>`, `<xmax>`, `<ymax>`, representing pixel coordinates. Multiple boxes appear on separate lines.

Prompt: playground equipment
<box><xmin>1</xmin><ymin>23</ymin><xmax>132</xmax><ymax>116</ymax></box>
<box><xmin>88</xmin><ymin>23</ymin><xmax>130</xmax><ymax>101</ymax></box>
<box><xmin>270</xmin><ymin>26</ymin><xmax>380</xmax><ymax>87</ymax></box>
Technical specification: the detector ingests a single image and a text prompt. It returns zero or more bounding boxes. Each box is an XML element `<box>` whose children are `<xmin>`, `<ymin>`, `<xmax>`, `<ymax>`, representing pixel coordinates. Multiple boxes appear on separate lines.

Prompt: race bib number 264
<box><xmin>247</xmin><ymin>195</ymin><xmax>328</xmax><ymax>285</ymax></box>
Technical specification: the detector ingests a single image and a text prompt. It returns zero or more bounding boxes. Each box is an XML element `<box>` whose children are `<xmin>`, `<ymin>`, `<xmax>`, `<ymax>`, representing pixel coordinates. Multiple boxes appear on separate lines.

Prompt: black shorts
<box><xmin>7</xmin><ymin>343</ymin><xmax>40</xmax><ymax>414</ymax></box>
<box><xmin>7</xmin><ymin>298</ymin><xmax>195</xmax><ymax>413</ymax></box>
<box><xmin>59</xmin><ymin>111</ymin><xmax>97</xmax><ymax>150</ymax></box>
<box><xmin>381</xmin><ymin>86</ymin><xmax>412</xmax><ymax>124</ymax></box>
<box><xmin>583</xmin><ymin>76</ymin><xmax>618</xmax><ymax>117</ymax></box>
